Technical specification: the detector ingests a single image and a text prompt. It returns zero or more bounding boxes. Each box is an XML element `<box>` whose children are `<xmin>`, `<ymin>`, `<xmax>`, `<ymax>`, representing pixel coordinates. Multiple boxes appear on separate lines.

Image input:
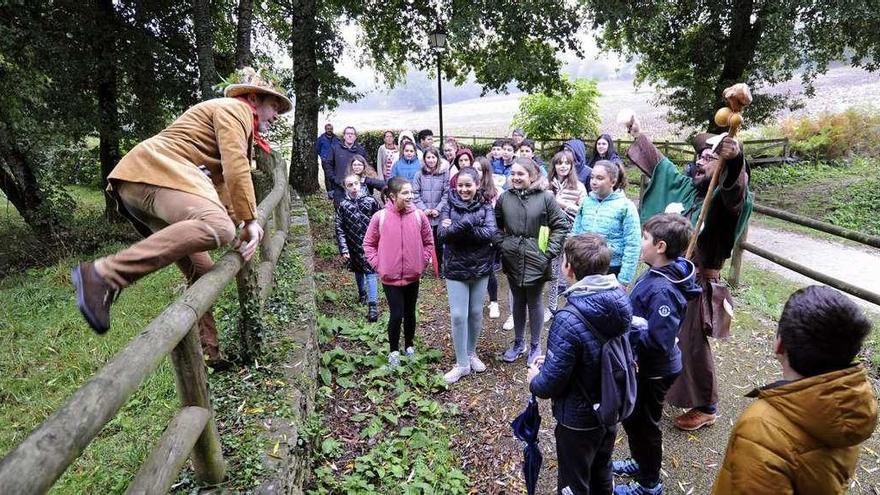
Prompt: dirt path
<box><xmin>745</xmin><ymin>224</ymin><xmax>880</xmax><ymax>314</ymax></box>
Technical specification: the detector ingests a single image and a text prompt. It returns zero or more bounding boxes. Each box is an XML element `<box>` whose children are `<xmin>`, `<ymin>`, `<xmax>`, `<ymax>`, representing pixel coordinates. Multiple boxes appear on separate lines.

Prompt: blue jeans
<box><xmin>354</xmin><ymin>271</ymin><xmax>378</xmax><ymax>303</ymax></box>
<box><xmin>446</xmin><ymin>277</ymin><xmax>489</xmax><ymax>368</ymax></box>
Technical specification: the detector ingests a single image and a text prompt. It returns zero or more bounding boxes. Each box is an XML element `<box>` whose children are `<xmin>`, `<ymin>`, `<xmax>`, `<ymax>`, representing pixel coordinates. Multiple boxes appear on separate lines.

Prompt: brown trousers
<box><xmin>96</xmin><ymin>181</ymin><xmax>236</xmax><ymax>357</ymax></box>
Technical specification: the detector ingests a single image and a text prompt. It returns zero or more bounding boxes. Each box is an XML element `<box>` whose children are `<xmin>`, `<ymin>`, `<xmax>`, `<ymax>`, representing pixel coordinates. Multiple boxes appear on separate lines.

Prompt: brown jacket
<box><xmin>712</xmin><ymin>366</ymin><xmax>878</xmax><ymax>495</ymax></box>
<box><xmin>108</xmin><ymin>97</ymin><xmax>257</xmax><ymax>223</ymax></box>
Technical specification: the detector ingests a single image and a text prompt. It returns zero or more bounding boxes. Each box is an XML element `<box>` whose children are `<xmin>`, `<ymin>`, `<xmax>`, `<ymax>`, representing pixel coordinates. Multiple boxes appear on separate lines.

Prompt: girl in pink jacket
<box><xmin>363</xmin><ymin>177</ymin><xmax>435</xmax><ymax>368</ymax></box>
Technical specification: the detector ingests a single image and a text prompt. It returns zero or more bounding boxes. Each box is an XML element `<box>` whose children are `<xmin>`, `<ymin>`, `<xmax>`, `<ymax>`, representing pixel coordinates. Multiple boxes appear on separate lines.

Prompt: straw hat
<box><xmin>223</xmin><ymin>67</ymin><xmax>292</xmax><ymax>114</ymax></box>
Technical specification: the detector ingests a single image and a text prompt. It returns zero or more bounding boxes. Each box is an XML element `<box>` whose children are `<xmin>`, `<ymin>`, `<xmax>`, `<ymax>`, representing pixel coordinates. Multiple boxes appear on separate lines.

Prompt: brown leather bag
<box><xmin>700</xmin><ymin>281</ymin><xmax>734</xmax><ymax>339</ymax></box>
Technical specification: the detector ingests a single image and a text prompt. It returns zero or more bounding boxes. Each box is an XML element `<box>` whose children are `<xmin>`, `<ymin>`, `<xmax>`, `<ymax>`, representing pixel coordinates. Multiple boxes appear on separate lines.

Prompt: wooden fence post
<box><xmin>728</xmin><ymin>223</ymin><xmax>749</xmax><ymax>288</ymax></box>
<box><xmin>169</xmin><ymin>325</ymin><xmax>226</xmax><ymax>484</ymax></box>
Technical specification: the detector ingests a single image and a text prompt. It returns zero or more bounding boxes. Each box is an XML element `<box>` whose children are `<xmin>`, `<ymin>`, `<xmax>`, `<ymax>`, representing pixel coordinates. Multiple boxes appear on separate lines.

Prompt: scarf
<box><xmin>235</xmin><ymin>96</ymin><xmax>272</xmax><ymax>153</ymax></box>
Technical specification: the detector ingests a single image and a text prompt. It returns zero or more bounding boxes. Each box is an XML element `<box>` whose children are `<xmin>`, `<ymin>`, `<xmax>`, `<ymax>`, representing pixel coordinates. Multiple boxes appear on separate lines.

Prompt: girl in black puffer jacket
<box><xmin>335</xmin><ymin>173</ymin><xmax>382</xmax><ymax>322</ymax></box>
<box><xmin>437</xmin><ymin>168</ymin><xmax>498</xmax><ymax>384</ymax></box>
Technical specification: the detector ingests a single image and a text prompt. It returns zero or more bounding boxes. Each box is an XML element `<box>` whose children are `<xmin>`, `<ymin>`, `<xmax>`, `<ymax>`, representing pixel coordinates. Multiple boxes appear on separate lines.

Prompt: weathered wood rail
<box><xmin>0</xmin><ymin>150</ymin><xmax>292</xmax><ymax>494</ymax></box>
<box><xmin>729</xmin><ymin>203</ymin><xmax>880</xmax><ymax>307</ymax></box>
<box><xmin>457</xmin><ymin>135</ymin><xmax>791</xmax><ymax>165</ymax></box>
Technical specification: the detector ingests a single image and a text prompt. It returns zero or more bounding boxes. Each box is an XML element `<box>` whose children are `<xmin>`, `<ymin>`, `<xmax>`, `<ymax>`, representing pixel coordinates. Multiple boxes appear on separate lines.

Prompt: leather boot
<box><xmin>199</xmin><ymin>312</ymin><xmax>232</xmax><ymax>371</ymax></box>
<box><xmin>367</xmin><ymin>303</ymin><xmax>378</xmax><ymax>323</ymax></box>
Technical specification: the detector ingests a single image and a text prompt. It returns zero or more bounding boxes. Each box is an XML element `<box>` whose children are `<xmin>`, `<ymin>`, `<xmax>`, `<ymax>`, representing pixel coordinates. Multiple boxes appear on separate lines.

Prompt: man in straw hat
<box><xmin>71</xmin><ymin>67</ymin><xmax>292</xmax><ymax>369</ymax></box>
<box><xmin>623</xmin><ymin>116</ymin><xmax>753</xmax><ymax>432</ymax></box>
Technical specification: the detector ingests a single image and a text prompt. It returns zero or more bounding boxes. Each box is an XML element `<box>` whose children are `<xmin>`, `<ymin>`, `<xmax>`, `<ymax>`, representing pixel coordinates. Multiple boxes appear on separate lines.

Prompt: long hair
<box><xmin>588</xmin><ymin>133</ymin><xmax>621</xmax><ymax>167</ymax></box>
<box><xmin>346</xmin><ymin>154</ymin><xmax>378</xmax><ymax>179</ymax></box>
<box><xmin>454</xmin><ymin>167</ymin><xmax>486</xmax><ymax>203</ymax></box>
<box><xmin>548</xmin><ymin>150</ymin><xmax>580</xmax><ymax>191</ymax></box>
<box><xmin>422</xmin><ymin>147</ymin><xmax>443</xmax><ymax>173</ymax></box>
<box><xmin>473</xmin><ymin>156</ymin><xmax>498</xmax><ymax>204</ymax></box>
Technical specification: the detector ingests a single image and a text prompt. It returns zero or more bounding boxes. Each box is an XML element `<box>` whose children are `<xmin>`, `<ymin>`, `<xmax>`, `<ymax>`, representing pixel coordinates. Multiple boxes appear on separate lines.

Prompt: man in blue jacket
<box><xmin>323</xmin><ymin>126</ymin><xmax>368</xmax><ymax>205</ymax></box>
<box><xmin>316</xmin><ymin>123</ymin><xmax>340</xmax><ymax>194</ymax></box>
<box><xmin>529</xmin><ymin>234</ymin><xmax>632</xmax><ymax>495</ymax></box>
<box><xmin>612</xmin><ymin>213</ymin><xmax>701</xmax><ymax>495</ymax></box>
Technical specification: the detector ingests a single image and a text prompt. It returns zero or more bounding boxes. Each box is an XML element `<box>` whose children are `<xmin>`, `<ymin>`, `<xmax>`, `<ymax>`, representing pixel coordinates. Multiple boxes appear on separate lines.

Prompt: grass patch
<box><xmin>1</xmin><ymin>187</ymin><xmax>313</xmax><ymax>493</ymax></box>
<box><xmin>0</xmin><ymin>247</ymin><xmax>182</xmax><ymax>493</ymax></box>
<box><xmin>750</xmin><ymin>157</ymin><xmax>880</xmax><ymax>236</ymax></box>
<box><xmin>730</xmin><ymin>262</ymin><xmax>880</xmax><ymax>371</ymax></box>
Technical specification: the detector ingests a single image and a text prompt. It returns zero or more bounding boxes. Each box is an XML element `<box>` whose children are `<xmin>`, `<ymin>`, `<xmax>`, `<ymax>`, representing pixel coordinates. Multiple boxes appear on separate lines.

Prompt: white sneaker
<box><xmin>488</xmin><ymin>302</ymin><xmax>501</xmax><ymax>319</ymax></box>
<box><xmin>503</xmin><ymin>315</ymin><xmax>514</xmax><ymax>331</ymax></box>
<box><xmin>544</xmin><ymin>309</ymin><xmax>552</xmax><ymax>323</ymax></box>
<box><xmin>444</xmin><ymin>365</ymin><xmax>471</xmax><ymax>384</ymax></box>
<box><xmin>388</xmin><ymin>351</ymin><xmax>401</xmax><ymax>368</ymax></box>
<box><xmin>469</xmin><ymin>354</ymin><xmax>487</xmax><ymax>373</ymax></box>
<box><xmin>405</xmin><ymin>346</ymin><xmax>416</xmax><ymax>357</ymax></box>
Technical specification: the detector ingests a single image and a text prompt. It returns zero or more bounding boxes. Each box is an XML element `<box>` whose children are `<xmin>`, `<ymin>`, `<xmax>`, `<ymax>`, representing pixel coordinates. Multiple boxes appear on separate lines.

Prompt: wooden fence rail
<box><xmin>0</xmin><ymin>150</ymin><xmax>292</xmax><ymax>494</ymax></box>
<box><xmin>456</xmin><ymin>136</ymin><xmax>791</xmax><ymax>164</ymax></box>
<box><xmin>728</xmin><ymin>202</ymin><xmax>880</xmax><ymax>307</ymax></box>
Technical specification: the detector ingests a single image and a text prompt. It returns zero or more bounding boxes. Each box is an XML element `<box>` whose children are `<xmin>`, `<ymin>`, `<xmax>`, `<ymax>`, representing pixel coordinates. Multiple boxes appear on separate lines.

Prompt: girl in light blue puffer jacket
<box><xmin>572</xmin><ymin>160</ymin><xmax>641</xmax><ymax>286</ymax></box>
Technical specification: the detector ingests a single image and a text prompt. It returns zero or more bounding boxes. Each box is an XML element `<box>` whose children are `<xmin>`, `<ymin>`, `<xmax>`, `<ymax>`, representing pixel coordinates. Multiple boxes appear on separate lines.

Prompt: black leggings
<box><xmin>382</xmin><ymin>281</ymin><xmax>420</xmax><ymax>352</ymax></box>
<box><xmin>487</xmin><ymin>271</ymin><xmax>498</xmax><ymax>301</ymax></box>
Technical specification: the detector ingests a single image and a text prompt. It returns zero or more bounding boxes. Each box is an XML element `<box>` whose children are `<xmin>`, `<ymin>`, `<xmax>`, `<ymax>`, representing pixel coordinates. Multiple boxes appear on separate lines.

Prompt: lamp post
<box><xmin>428</xmin><ymin>28</ymin><xmax>447</xmax><ymax>144</ymax></box>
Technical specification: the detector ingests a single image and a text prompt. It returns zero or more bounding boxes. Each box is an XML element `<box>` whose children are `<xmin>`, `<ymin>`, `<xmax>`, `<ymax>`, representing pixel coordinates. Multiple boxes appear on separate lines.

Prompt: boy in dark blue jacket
<box><xmin>613</xmin><ymin>213</ymin><xmax>702</xmax><ymax>495</ymax></box>
<box><xmin>529</xmin><ymin>234</ymin><xmax>633</xmax><ymax>495</ymax></box>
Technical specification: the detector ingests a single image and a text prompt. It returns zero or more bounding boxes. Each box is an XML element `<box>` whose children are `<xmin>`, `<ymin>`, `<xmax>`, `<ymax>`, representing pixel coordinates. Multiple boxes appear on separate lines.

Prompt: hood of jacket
<box><xmin>448</xmin><ymin>189</ymin><xmax>486</xmax><ymax>213</ymax></box>
<box><xmin>422</xmin><ymin>159</ymin><xmax>449</xmax><ymax>175</ymax></box>
<box><xmin>564</xmin><ymin>275</ymin><xmax>631</xmax><ymax>340</ymax></box>
<box><xmin>396</xmin><ymin>155</ymin><xmax>420</xmax><ymax>167</ymax></box>
<box><xmin>750</xmin><ymin>366</ymin><xmax>878</xmax><ymax>449</ymax></box>
<box><xmin>510</xmin><ymin>175</ymin><xmax>549</xmax><ymax>196</ymax></box>
<box><xmin>454</xmin><ymin>148</ymin><xmax>475</xmax><ymax>168</ymax></box>
<box><xmin>647</xmin><ymin>257</ymin><xmax>701</xmax><ymax>301</ymax></box>
<box><xmin>398</xmin><ymin>131</ymin><xmax>416</xmax><ymax>148</ymax></box>
<box><xmin>564</xmin><ymin>139</ymin><xmax>587</xmax><ymax>168</ymax></box>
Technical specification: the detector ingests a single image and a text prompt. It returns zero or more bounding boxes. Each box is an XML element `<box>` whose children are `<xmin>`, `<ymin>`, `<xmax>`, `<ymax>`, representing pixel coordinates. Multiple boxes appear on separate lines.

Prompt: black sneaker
<box><xmin>367</xmin><ymin>303</ymin><xmax>378</xmax><ymax>323</ymax></box>
<box><xmin>358</xmin><ymin>290</ymin><xmax>367</xmax><ymax>304</ymax></box>
<box><xmin>71</xmin><ymin>262</ymin><xmax>120</xmax><ymax>334</ymax></box>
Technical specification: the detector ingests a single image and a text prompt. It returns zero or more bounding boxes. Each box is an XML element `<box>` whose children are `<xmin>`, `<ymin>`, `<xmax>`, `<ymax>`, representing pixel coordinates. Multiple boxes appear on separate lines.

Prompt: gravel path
<box><xmin>744</xmin><ymin>224</ymin><xmax>880</xmax><ymax>314</ymax></box>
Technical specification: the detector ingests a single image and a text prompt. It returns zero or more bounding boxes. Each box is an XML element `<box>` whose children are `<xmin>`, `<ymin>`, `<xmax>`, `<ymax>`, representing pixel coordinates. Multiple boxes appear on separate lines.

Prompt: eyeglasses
<box><xmin>697</xmin><ymin>152</ymin><xmax>719</xmax><ymax>163</ymax></box>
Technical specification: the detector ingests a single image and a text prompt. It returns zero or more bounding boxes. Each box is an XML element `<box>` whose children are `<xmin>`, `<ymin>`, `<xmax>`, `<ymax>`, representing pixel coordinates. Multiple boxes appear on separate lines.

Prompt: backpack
<box><xmin>555</xmin><ymin>306</ymin><xmax>637</xmax><ymax>427</ymax></box>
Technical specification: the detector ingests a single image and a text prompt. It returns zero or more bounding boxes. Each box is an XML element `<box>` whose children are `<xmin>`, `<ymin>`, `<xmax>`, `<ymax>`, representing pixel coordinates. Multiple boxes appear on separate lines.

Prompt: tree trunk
<box><xmin>707</xmin><ymin>0</ymin><xmax>763</xmax><ymax>132</ymax></box>
<box><xmin>0</xmin><ymin>125</ymin><xmax>67</xmax><ymax>239</ymax></box>
<box><xmin>193</xmin><ymin>0</ymin><xmax>219</xmax><ymax>99</ymax></box>
<box><xmin>289</xmin><ymin>0</ymin><xmax>321</xmax><ymax>193</ymax></box>
<box><xmin>95</xmin><ymin>0</ymin><xmax>123</xmax><ymax>221</ymax></box>
<box><xmin>234</xmin><ymin>0</ymin><xmax>253</xmax><ymax>68</ymax></box>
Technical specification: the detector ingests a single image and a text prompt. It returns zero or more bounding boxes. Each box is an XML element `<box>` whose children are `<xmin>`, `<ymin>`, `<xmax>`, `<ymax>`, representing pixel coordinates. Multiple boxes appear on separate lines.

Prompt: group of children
<box><xmin>332</xmin><ymin>128</ymin><xmax>877</xmax><ymax>495</ymax></box>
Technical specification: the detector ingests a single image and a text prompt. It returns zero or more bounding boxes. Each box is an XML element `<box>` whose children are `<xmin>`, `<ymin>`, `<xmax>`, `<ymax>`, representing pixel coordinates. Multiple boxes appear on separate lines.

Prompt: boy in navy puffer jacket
<box><xmin>529</xmin><ymin>234</ymin><xmax>632</xmax><ymax>495</ymax></box>
<box><xmin>612</xmin><ymin>213</ymin><xmax>702</xmax><ymax>495</ymax></box>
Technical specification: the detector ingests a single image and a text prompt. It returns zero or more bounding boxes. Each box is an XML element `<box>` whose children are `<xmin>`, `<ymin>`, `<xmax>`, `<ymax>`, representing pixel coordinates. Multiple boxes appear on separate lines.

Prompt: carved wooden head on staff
<box><xmin>684</xmin><ymin>83</ymin><xmax>753</xmax><ymax>258</ymax></box>
<box><xmin>713</xmin><ymin>83</ymin><xmax>753</xmax><ymax>139</ymax></box>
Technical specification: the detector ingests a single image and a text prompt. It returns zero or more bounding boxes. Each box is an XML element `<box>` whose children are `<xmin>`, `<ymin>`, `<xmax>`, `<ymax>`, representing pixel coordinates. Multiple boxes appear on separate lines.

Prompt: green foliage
<box><xmin>750</xmin><ymin>157</ymin><xmax>880</xmax><ymax>236</ymax></box>
<box><xmin>513</xmin><ymin>78</ymin><xmax>601</xmax><ymax>141</ymax></box>
<box><xmin>584</xmin><ymin>0</ymin><xmax>880</xmax><ymax>130</ymax></box>
<box><xmin>307</xmin><ymin>315</ymin><xmax>468</xmax><ymax>494</ymax></box>
<box><xmin>780</xmin><ymin>108</ymin><xmax>880</xmax><ymax>160</ymax></box>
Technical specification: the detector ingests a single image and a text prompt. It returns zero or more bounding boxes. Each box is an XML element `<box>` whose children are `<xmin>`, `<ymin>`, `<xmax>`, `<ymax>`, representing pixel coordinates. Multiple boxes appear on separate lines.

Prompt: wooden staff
<box><xmin>685</xmin><ymin>83</ymin><xmax>752</xmax><ymax>259</ymax></box>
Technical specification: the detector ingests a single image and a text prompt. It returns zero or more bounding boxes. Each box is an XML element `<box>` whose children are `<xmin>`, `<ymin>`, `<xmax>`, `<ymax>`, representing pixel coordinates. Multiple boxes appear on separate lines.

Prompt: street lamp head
<box><xmin>428</xmin><ymin>30</ymin><xmax>447</xmax><ymax>50</ymax></box>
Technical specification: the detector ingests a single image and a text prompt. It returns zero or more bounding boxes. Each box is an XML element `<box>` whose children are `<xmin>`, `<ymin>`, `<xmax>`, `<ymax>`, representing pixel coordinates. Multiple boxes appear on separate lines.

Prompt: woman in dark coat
<box><xmin>494</xmin><ymin>157</ymin><xmax>570</xmax><ymax>366</ymax></box>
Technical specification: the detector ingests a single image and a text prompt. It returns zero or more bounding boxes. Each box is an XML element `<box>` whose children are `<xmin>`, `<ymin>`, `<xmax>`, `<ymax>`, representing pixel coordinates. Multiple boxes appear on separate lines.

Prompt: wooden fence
<box><xmin>728</xmin><ymin>203</ymin><xmax>880</xmax><ymax>306</ymax></box>
<box><xmin>0</xmin><ymin>150</ymin><xmax>292</xmax><ymax>494</ymax></box>
<box><xmin>455</xmin><ymin>136</ymin><xmax>792</xmax><ymax>165</ymax></box>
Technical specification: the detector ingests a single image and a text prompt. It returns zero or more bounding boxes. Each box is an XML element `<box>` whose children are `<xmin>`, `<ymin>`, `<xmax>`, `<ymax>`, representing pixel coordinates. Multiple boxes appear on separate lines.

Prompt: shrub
<box><xmin>780</xmin><ymin>108</ymin><xmax>880</xmax><ymax>160</ymax></box>
<box><xmin>512</xmin><ymin>77</ymin><xmax>601</xmax><ymax>142</ymax></box>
